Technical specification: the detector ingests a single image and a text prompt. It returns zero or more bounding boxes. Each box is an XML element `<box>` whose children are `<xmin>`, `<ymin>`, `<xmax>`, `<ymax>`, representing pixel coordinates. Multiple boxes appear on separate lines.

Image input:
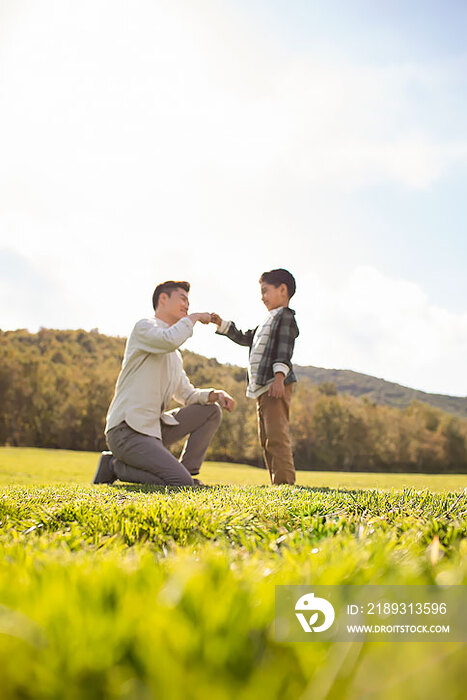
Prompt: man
<box><xmin>93</xmin><ymin>280</ymin><xmax>235</xmax><ymax>487</ymax></box>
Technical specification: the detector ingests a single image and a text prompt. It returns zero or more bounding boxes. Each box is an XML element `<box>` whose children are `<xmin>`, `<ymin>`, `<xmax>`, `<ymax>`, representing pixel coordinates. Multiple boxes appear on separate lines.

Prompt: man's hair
<box><xmin>259</xmin><ymin>268</ymin><xmax>296</xmax><ymax>299</ymax></box>
<box><xmin>152</xmin><ymin>281</ymin><xmax>190</xmax><ymax>311</ymax></box>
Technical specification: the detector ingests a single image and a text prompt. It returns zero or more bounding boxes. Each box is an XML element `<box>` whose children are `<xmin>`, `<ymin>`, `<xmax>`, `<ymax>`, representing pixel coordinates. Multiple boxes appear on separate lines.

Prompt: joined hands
<box><xmin>189</xmin><ymin>312</ymin><xmax>225</xmax><ymax>325</ymax></box>
<box><xmin>188</xmin><ymin>312</ymin><xmax>211</xmax><ymax>324</ymax></box>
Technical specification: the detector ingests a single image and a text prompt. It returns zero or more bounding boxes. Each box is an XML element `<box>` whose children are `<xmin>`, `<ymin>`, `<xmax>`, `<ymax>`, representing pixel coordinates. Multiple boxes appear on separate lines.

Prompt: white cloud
<box><xmin>293</xmin><ymin>266</ymin><xmax>467</xmax><ymax>397</ymax></box>
<box><xmin>0</xmin><ymin>0</ymin><xmax>465</xmax><ymax>218</ymax></box>
<box><xmin>0</xmin><ymin>248</ymin><xmax>77</xmax><ymax>329</ymax></box>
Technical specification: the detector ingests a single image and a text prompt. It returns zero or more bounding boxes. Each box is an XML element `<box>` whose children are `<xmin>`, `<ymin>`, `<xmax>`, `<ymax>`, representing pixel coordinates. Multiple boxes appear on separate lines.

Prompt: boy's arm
<box><xmin>273</xmin><ymin>312</ymin><xmax>299</xmax><ymax>368</ymax></box>
<box><xmin>268</xmin><ymin>313</ymin><xmax>299</xmax><ymax>398</ymax></box>
<box><xmin>211</xmin><ymin>314</ymin><xmax>256</xmax><ymax>347</ymax></box>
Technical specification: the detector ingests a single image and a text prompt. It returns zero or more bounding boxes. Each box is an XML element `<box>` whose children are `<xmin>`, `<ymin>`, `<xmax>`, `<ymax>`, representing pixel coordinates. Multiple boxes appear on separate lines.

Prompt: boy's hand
<box><xmin>268</xmin><ymin>373</ymin><xmax>285</xmax><ymax>399</ymax></box>
<box><xmin>210</xmin><ymin>313</ymin><xmax>223</xmax><ymax>326</ymax></box>
<box><xmin>208</xmin><ymin>390</ymin><xmax>236</xmax><ymax>412</ymax></box>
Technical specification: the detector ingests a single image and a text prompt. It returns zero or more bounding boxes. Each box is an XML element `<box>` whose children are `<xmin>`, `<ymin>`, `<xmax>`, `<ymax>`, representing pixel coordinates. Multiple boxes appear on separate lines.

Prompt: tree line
<box><xmin>1</xmin><ymin>328</ymin><xmax>466</xmax><ymax>473</ymax></box>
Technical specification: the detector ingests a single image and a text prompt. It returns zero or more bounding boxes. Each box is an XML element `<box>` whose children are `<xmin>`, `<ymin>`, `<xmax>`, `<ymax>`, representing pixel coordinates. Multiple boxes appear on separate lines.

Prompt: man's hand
<box><xmin>189</xmin><ymin>312</ymin><xmax>211</xmax><ymax>325</ymax></box>
<box><xmin>268</xmin><ymin>373</ymin><xmax>286</xmax><ymax>399</ymax></box>
<box><xmin>208</xmin><ymin>390</ymin><xmax>236</xmax><ymax>412</ymax></box>
<box><xmin>210</xmin><ymin>313</ymin><xmax>223</xmax><ymax>326</ymax></box>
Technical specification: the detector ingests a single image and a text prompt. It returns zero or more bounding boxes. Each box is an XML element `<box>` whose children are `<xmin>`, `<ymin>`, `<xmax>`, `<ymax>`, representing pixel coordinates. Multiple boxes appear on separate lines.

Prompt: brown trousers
<box><xmin>256</xmin><ymin>383</ymin><xmax>295</xmax><ymax>485</ymax></box>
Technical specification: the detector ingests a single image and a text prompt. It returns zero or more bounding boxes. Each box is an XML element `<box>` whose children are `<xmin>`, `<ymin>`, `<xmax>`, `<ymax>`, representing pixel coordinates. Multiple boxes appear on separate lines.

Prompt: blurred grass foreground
<box><xmin>0</xmin><ymin>447</ymin><xmax>466</xmax><ymax>699</ymax></box>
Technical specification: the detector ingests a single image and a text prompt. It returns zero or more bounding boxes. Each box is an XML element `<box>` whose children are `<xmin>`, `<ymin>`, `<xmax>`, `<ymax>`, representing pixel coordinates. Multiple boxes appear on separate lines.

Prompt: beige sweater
<box><xmin>105</xmin><ymin>316</ymin><xmax>213</xmax><ymax>438</ymax></box>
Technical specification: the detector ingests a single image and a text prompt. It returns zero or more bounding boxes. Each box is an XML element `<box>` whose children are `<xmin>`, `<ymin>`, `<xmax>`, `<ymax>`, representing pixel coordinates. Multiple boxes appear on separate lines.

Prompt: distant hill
<box><xmin>295</xmin><ymin>365</ymin><xmax>467</xmax><ymax>419</ymax></box>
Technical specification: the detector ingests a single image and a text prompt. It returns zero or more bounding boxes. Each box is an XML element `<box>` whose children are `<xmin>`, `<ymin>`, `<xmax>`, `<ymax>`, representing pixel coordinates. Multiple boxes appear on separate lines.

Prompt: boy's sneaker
<box><xmin>93</xmin><ymin>451</ymin><xmax>116</xmax><ymax>484</ymax></box>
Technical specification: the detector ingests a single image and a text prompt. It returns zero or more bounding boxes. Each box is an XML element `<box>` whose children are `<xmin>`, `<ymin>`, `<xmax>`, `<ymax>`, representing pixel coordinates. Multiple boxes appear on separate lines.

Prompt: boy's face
<box><xmin>260</xmin><ymin>282</ymin><xmax>288</xmax><ymax>311</ymax></box>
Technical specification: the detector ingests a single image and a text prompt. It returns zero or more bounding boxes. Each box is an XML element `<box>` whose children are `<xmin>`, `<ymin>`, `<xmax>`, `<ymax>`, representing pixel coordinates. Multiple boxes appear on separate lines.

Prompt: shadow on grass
<box><xmin>111</xmin><ymin>483</ymin><xmax>214</xmax><ymax>494</ymax></box>
<box><xmin>110</xmin><ymin>482</ymin><xmax>368</xmax><ymax>497</ymax></box>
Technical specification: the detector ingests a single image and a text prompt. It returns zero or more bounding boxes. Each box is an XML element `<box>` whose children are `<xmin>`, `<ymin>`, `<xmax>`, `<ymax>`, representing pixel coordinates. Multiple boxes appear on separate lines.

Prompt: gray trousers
<box><xmin>106</xmin><ymin>403</ymin><xmax>222</xmax><ymax>486</ymax></box>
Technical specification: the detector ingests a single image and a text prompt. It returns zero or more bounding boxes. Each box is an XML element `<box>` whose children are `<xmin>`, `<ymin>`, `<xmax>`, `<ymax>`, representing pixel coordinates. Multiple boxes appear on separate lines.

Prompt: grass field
<box><xmin>1</xmin><ymin>446</ymin><xmax>466</xmax><ymax>492</ymax></box>
<box><xmin>0</xmin><ymin>448</ymin><xmax>466</xmax><ymax>699</ymax></box>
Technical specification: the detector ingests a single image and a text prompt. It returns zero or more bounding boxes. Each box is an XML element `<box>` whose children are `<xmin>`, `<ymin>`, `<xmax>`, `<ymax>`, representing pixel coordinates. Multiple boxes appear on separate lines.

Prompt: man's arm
<box><xmin>211</xmin><ymin>313</ymin><xmax>256</xmax><ymax>347</ymax></box>
<box><xmin>172</xmin><ymin>367</ymin><xmax>236</xmax><ymax>412</ymax></box>
<box><xmin>133</xmin><ymin>313</ymin><xmax>211</xmax><ymax>354</ymax></box>
<box><xmin>172</xmin><ymin>366</ymin><xmax>213</xmax><ymax>406</ymax></box>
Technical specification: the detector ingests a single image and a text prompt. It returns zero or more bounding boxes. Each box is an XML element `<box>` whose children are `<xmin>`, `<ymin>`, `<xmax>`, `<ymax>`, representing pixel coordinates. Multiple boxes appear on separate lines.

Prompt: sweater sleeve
<box><xmin>132</xmin><ymin>317</ymin><xmax>194</xmax><ymax>354</ymax></box>
<box><xmin>172</xmin><ymin>366</ymin><xmax>214</xmax><ymax>406</ymax></box>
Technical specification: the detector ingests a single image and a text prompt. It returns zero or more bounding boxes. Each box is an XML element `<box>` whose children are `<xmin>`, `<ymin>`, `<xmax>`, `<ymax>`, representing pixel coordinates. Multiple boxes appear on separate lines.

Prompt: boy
<box><xmin>211</xmin><ymin>268</ymin><xmax>299</xmax><ymax>485</ymax></box>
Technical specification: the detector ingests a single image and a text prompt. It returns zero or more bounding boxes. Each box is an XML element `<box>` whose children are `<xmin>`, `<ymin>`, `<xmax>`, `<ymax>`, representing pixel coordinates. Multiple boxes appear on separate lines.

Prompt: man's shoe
<box><xmin>192</xmin><ymin>478</ymin><xmax>206</xmax><ymax>487</ymax></box>
<box><xmin>93</xmin><ymin>451</ymin><xmax>116</xmax><ymax>484</ymax></box>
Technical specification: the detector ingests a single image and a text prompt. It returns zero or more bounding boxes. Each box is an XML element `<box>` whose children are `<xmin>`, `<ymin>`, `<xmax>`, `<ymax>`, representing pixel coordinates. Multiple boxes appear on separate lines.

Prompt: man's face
<box><xmin>161</xmin><ymin>288</ymin><xmax>190</xmax><ymax>321</ymax></box>
<box><xmin>260</xmin><ymin>282</ymin><xmax>287</xmax><ymax>311</ymax></box>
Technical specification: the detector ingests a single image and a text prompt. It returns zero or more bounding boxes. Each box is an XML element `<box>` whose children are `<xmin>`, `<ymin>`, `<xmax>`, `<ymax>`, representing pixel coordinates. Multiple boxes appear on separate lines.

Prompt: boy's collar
<box><xmin>269</xmin><ymin>306</ymin><xmax>295</xmax><ymax>314</ymax></box>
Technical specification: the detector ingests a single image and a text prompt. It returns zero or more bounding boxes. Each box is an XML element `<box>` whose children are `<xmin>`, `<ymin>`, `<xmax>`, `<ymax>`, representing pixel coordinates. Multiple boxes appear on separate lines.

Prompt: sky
<box><xmin>1</xmin><ymin>0</ymin><xmax>466</xmax><ymax>396</ymax></box>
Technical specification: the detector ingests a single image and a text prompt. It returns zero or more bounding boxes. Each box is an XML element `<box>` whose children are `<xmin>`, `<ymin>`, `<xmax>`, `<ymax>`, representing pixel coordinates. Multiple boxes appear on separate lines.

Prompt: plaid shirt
<box><xmin>216</xmin><ymin>307</ymin><xmax>299</xmax><ymax>388</ymax></box>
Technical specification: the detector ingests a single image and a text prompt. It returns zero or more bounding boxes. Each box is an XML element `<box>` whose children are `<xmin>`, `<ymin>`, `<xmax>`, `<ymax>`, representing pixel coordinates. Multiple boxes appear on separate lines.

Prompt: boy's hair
<box><xmin>152</xmin><ymin>281</ymin><xmax>190</xmax><ymax>311</ymax></box>
<box><xmin>259</xmin><ymin>269</ymin><xmax>296</xmax><ymax>299</ymax></box>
